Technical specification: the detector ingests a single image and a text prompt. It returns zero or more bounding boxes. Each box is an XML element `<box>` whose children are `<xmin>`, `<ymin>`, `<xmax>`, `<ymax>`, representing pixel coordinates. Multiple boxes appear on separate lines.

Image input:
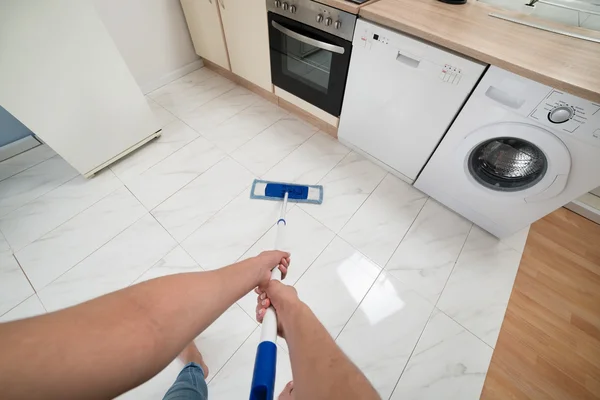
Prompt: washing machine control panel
<box><xmin>529</xmin><ymin>90</ymin><xmax>600</xmax><ymax>147</ymax></box>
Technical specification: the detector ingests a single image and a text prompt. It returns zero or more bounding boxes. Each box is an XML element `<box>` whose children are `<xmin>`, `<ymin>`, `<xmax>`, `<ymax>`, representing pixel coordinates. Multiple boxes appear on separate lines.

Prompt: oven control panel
<box><xmin>529</xmin><ymin>90</ymin><xmax>600</xmax><ymax>147</ymax></box>
<box><xmin>267</xmin><ymin>0</ymin><xmax>357</xmax><ymax>41</ymax></box>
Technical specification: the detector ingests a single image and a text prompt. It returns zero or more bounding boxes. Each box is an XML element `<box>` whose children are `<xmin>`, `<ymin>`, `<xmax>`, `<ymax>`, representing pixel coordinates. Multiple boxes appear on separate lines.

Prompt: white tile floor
<box><xmin>0</xmin><ymin>67</ymin><xmax>530</xmax><ymax>399</ymax></box>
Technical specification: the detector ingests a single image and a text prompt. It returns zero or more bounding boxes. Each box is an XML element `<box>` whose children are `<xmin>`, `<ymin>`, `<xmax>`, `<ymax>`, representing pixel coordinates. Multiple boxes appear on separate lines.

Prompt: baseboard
<box><xmin>277</xmin><ymin>97</ymin><xmax>338</xmax><ymax>138</ymax></box>
<box><xmin>140</xmin><ymin>59</ymin><xmax>204</xmax><ymax>94</ymax></box>
<box><xmin>84</xmin><ymin>129</ymin><xmax>162</xmax><ymax>178</ymax></box>
<box><xmin>203</xmin><ymin>59</ymin><xmax>337</xmax><ymax>137</ymax></box>
<box><xmin>0</xmin><ymin>135</ymin><xmax>41</xmax><ymax>162</ymax></box>
<box><xmin>203</xmin><ymin>59</ymin><xmax>278</xmax><ymax>104</ymax></box>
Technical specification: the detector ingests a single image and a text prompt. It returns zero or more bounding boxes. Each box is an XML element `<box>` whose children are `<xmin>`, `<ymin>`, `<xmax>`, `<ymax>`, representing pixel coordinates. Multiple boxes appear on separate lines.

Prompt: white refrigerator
<box><xmin>0</xmin><ymin>0</ymin><xmax>160</xmax><ymax>177</ymax></box>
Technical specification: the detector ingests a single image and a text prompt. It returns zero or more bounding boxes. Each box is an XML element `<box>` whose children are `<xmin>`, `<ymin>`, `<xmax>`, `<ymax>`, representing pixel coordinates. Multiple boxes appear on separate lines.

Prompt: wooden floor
<box><xmin>481</xmin><ymin>208</ymin><xmax>600</xmax><ymax>399</ymax></box>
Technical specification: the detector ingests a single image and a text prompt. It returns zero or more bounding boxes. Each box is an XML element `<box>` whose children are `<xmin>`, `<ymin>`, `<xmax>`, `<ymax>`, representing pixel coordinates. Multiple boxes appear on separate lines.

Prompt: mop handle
<box><xmin>250</xmin><ymin>192</ymin><xmax>288</xmax><ymax>400</ymax></box>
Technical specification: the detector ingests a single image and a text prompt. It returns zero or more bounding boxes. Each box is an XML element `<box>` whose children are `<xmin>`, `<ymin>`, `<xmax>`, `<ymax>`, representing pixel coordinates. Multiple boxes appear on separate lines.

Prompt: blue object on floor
<box><xmin>250</xmin><ymin>179</ymin><xmax>323</xmax><ymax>204</ymax></box>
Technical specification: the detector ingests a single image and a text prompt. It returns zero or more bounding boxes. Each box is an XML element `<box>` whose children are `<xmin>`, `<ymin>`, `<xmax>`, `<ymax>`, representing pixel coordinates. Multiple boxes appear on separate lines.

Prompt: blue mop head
<box><xmin>250</xmin><ymin>179</ymin><xmax>323</xmax><ymax>204</ymax></box>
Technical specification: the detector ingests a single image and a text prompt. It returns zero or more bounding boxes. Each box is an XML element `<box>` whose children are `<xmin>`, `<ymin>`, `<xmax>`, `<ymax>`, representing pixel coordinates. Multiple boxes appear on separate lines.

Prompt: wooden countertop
<box><xmin>316</xmin><ymin>0</ymin><xmax>380</xmax><ymax>15</ymax></box>
<box><xmin>360</xmin><ymin>0</ymin><xmax>600</xmax><ymax>103</ymax></box>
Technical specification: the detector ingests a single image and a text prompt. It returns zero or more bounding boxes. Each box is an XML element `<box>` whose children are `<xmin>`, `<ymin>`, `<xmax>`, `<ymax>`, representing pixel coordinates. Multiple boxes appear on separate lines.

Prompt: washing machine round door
<box><xmin>457</xmin><ymin>122</ymin><xmax>571</xmax><ymax>202</ymax></box>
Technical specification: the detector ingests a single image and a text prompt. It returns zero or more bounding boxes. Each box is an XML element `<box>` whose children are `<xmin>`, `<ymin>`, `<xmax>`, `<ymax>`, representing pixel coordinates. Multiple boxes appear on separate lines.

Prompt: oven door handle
<box><xmin>272</xmin><ymin>21</ymin><xmax>345</xmax><ymax>55</ymax></box>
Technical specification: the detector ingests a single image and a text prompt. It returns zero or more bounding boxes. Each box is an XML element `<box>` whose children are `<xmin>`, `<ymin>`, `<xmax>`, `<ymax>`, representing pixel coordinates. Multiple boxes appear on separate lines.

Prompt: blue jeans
<box><xmin>163</xmin><ymin>362</ymin><xmax>208</xmax><ymax>400</ymax></box>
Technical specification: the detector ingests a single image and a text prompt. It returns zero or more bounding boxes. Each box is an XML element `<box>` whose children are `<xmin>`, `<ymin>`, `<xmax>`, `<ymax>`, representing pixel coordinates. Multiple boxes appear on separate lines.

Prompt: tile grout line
<box><xmin>294</xmin><ymin>150</ymin><xmax>384</xmax><ymax>234</ymax></box>
<box><xmin>435</xmin><ymin>307</ymin><xmax>495</xmax><ymax>351</ymax></box>
<box><xmin>255</xmin><ymin>129</ymin><xmax>319</xmax><ymax>179</ymax></box>
<box><xmin>35</xmin><ymin>293</ymin><xmax>48</xmax><ymax>313</ymax></box>
<box><xmin>207</xmin><ymin>326</ymin><xmax>260</xmax><ymax>385</ymax></box>
<box><xmin>0</xmin><ymin>146</ymin><xmax>56</xmax><ymax>184</ymax></box>
<box><xmin>146</xmin><ymin>96</ymin><xmax>178</xmax><ymax>122</ymax></box>
<box><xmin>255</xmin><ymin>124</ymin><xmax>324</xmax><ymax>179</ymax></box>
<box><xmin>333</xmin><ymin>263</ymin><xmax>385</xmax><ymax>343</ymax></box>
<box><xmin>386</xmin><ymin>306</ymin><xmax>438</xmax><ymax>400</ymax></box>
<box><xmin>12</xmin><ymin>253</ymin><xmax>36</xmax><ymax>294</ymax></box>
<box><xmin>109</xmin><ymin>131</ymin><xmax>197</xmax><ymax>183</ymax></box>
<box><xmin>143</xmin><ymin>152</ymin><xmax>228</xmax><ymax>213</ymax></box>
<box><xmin>0</xmin><ymin>155</ymin><xmax>79</xmax><ymax>220</ymax></box>
<box><xmin>423</xmin><ymin>223</ymin><xmax>498</xmax><ymax>349</ymax></box>
<box><xmin>27</xmin><ymin>196</ymin><xmax>149</xmax><ymax>297</ymax></box>
<box><xmin>0</xmin><ymin>295</ymin><xmax>31</xmax><ymax>319</ymax></box>
<box><xmin>225</xmin><ymin>113</ymin><xmax>290</xmax><ymax>157</ymax></box>
<box><xmin>135</xmin><ymin>212</ymin><xmax>206</xmax><ymax>286</ymax></box>
<box><xmin>0</xmin><ymin>229</ymin><xmax>13</xmax><ymax>255</ymax></box>
<box><xmin>381</xmin><ymin>196</ymin><xmax>430</xmax><ymax>270</ymax></box>
<box><xmin>171</xmin><ymin>180</ymin><xmax>257</xmax><ymax>251</ymax></box>
<box><xmin>433</xmin><ymin>224</ymin><xmax>474</xmax><ymax>309</ymax></box>
<box><xmin>145</xmin><ymin>65</ymin><xmax>206</xmax><ymax>96</ymax></box>
<box><xmin>176</xmin><ymin>80</ymin><xmax>263</xmax><ymax>132</ymax></box>
<box><xmin>325</xmin><ymin>191</ymin><xmax>433</xmax><ymax>396</ymax></box>
<box><xmin>6</xmin><ymin>173</ymin><xmax>124</xmax><ymax>254</ymax></box>
<box><xmin>333</xmin><ymin>169</ymin><xmax>389</xmax><ymax>236</ymax></box>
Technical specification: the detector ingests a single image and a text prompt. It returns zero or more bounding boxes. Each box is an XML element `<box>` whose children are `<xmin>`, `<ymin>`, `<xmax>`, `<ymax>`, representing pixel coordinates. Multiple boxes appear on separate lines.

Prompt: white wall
<box><xmin>93</xmin><ymin>0</ymin><xmax>202</xmax><ymax>94</ymax></box>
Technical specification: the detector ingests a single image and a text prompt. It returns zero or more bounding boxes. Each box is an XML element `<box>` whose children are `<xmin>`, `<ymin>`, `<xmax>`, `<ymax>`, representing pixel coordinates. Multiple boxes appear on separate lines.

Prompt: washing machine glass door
<box><xmin>457</xmin><ymin>122</ymin><xmax>571</xmax><ymax>200</ymax></box>
<box><xmin>469</xmin><ymin>137</ymin><xmax>547</xmax><ymax>192</ymax></box>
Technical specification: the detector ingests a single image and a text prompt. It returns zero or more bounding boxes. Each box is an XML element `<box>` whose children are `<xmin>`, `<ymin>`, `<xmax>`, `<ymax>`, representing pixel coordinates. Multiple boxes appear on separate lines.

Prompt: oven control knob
<box><xmin>282</xmin><ymin>2</ymin><xmax>289</xmax><ymax>10</ymax></box>
<box><xmin>548</xmin><ymin>106</ymin><xmax>574</xmax><ymax>124</ymax></box>
<box><xmin>290</xmin><ymin>4</ymin><xmax>297</xmax><ymax>13</ymax></box>
<box><xmin>316</xmin><ymin>14</ymin><xmax>323</xmax><ymax>23</ymax></box>
<box><xmin>274</xmin><ymin>0</ymin><xmax>281</xmax><ymax>7</ymax></box>
<box><xmin>325</xmin><ymin>17</ymin><xmax>333</xmax><ymax>26</ymax></box>
<box><xmin>334</xmin><ymin>20</ymin><xmax>342</xmax><ymax>29</ymax></box>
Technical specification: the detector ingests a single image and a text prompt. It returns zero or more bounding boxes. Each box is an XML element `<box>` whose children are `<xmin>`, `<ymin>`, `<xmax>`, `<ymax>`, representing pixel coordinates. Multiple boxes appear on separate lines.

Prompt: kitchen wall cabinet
<box><xmin>180</xmin><ymin>0</ymin><xmax>230</xmax><ymax>71</ymax></box>
<box><xmin>218</xmin><ymin>0</ymin><xmax>272</xmax><ymax>91</ymax></box>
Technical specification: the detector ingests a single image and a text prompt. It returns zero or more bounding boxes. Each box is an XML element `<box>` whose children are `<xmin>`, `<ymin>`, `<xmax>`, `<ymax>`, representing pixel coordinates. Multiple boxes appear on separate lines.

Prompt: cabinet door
<box><xmin>181</xmin><ymin>0</ymin><xmax>230</xmax><ymax>70</ymax></box>
<box><xmin>219</xmin><ymin>0</ymin><xmax>271</xmax><ymax>91</ymax></box>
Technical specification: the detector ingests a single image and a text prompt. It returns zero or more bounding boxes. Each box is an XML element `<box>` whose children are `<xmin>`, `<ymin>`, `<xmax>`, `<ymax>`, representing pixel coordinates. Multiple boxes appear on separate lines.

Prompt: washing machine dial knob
<box><xmin>548</xmin><ymin>106</ymin><xmax>573</xmax><ymax>124</ymax></box>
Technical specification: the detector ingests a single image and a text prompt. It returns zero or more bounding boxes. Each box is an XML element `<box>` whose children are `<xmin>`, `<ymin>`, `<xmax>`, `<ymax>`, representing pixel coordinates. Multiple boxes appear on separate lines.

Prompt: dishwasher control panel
<box><xmin>353</xmin><ymin>19</ymin><xmax>485</xmax><ymax>79</ymax></box>
<box><xmin>439</xmin><ymin>64</ymin><xmax>462</xmax><ymax>85</ymax></box>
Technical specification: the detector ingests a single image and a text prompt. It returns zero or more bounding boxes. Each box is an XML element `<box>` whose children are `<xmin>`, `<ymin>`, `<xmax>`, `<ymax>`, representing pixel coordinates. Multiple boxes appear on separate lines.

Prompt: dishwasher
<box><xmin>338</xmin><ymin>19</ymin><xmax>486</xmax><ymax>183</ymax></box>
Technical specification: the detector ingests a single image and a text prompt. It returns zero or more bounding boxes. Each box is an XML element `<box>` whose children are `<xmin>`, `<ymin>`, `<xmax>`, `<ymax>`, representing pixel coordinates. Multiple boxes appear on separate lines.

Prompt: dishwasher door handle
<box><xmin>396</xmin><ymin>51</ymin><xmax>420</xmax><ymax>68</ymax></box>
<box><xmin>271</xmin><ymin>21</ymin><xmax>345</xmax><ymax>54</ymax></box>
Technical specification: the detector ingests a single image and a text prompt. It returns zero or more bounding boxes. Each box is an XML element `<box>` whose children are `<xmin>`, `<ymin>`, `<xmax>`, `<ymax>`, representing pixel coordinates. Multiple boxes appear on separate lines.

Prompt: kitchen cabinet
<box><xmin>218</xmin><ymin>0</ymin><xmax>272</xmax><ymax>91</ymax></box>
<box><xmin>181</xmin><ymin>0</ymin><xmax>230</xmax><ymax>71</ymax></box>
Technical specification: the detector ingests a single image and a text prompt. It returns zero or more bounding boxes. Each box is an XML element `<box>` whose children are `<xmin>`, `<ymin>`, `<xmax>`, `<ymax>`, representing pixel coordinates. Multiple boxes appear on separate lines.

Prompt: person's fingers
<box><xmin>281</xmin><ymin>258</ymin><xmax>289</xmax><ymax>268</ymax></box>
<box><xmin>284</xmin><ymin>381</ymin><xmax>294</xmax><ymax>393</ymax></box>
<box><xmin>255</xmin><ymin>287</ymin><xmax>263</xmax><ymax>295</ymax></box>
<box><xmin>257</xmin><ymin>308</ymin><xmax>265</xmax><ymax>323</ymax></box>
<box><xmin>278</xmin><ymin>265</ymin><xmax>288</xmax><ymax>280</ymax></box>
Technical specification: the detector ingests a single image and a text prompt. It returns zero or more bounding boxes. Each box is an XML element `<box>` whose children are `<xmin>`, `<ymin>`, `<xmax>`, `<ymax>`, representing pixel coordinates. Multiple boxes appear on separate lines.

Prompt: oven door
<box><xmin>268</xmin><ymin>12</ymin><xmax>352</xmax><ymax>117</ymax></box>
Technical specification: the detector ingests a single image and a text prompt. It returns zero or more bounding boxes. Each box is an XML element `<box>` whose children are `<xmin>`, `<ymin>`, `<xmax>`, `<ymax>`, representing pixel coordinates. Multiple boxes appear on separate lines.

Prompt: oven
<box><xmin>267</xmin><ymin>0</ymin><xmax>356</xmax><ymax>117</ymax></box>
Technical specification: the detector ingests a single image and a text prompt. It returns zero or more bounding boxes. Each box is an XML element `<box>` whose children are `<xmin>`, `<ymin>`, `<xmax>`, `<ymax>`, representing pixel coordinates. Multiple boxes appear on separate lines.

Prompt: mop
<box><xmin>249</xmin><ymin>179</ymin><xmax>323</xmax><ymax>400</ymax></box>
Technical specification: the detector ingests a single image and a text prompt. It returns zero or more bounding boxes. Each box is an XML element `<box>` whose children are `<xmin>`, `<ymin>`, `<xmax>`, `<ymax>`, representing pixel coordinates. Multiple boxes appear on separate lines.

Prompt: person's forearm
<box><xmin>0</xmin><ymin>256</ymin><xmax>263</xmax><ymax>400</ymax></box>
<box><xmin>281</xmin><ymin>301</ymin><xmax>380</xmax><ymax>400</ymax></box>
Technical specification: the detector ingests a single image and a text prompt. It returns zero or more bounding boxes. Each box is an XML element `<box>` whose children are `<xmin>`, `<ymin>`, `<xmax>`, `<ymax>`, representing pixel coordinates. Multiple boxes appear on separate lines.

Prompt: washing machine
<box><xmin>414</xmin><ymin>66</ymin><xmax>600</xmax><ymax>238</ymax></box>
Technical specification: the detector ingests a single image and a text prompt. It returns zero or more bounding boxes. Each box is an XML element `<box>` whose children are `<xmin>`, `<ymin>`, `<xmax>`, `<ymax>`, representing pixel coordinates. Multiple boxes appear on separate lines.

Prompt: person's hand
<box><xmin>255</xmin><ymin>250</ymin><xmax>290</xmax><ymax>288</ymax></box>
<box><xmin>255</xmin><ymin>280</ymin><xmax>300</xmax><ymax>338</ymax></box>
